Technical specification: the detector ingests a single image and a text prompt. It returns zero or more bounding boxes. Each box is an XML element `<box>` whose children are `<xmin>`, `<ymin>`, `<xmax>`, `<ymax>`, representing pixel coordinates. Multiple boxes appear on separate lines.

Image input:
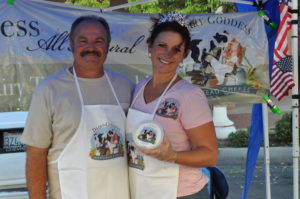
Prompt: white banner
<box><xmin>0</xmin><ymin>0</ymin><xmax>269</xmax><ymax>111</ymax></box>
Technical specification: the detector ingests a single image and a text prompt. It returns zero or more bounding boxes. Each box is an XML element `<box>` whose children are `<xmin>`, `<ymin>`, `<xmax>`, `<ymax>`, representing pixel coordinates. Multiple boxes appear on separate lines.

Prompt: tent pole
<box><xmin>102</xmin><ymin>0</ymin><xmax>158</xmax><ymax>11</ymax></box>
<box><xmin>263</xmin><ymin>103</ymin><xmax>271</xmax><ymax>199</ymax></box>
<box><xmin>291</xmin><ymin>0</ymin><xmax>299</xmax><ymax>198</ymax></box>
<box><xmin>219</xmin><ymin>0</ymin><xmax>253</xmax><ymax>5</ymax></box>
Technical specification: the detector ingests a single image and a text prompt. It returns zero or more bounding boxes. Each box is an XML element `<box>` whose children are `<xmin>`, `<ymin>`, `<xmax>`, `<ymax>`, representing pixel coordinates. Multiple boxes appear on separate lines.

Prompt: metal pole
<box><xmin>219</xmin><ymin>0</ymin><xmax>253</xmax><ymax>5</ymax></box>
<box><xmin>291</xmin><ymin>0</ymin><xmax>299</xmax><ymax>198</ymax></box>
<box><xmin>102</xmin><ymin>0</ymin><xmax>158</xmax><ymax>12</ymax></box>
<box><xmin>263</xmin><ymin>103</ymin><xmax>272</xmax><ymax>199</ymax></box>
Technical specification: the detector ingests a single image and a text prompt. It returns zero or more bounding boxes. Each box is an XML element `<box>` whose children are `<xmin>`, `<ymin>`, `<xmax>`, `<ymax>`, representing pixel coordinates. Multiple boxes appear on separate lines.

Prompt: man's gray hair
<box><xmin>69</xmin><ymin>15</ymin><xmax>111</xmax><ymax>49</ymax></box>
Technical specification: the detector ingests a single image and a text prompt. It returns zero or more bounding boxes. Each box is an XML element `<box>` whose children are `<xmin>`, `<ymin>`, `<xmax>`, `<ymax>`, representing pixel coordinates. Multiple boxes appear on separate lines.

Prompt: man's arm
<box><xmin>26</xmin><ymin>145</ymin><xmax>48</xmax><ymax>199</ymax></box>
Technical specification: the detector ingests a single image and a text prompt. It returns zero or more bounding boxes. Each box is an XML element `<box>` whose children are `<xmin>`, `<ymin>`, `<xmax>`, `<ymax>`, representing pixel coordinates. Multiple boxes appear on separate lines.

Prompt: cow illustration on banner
<box><xmin>178</xmin><ymin>13</ymin><xmax>269</xmax><ymax>104</ymax></box>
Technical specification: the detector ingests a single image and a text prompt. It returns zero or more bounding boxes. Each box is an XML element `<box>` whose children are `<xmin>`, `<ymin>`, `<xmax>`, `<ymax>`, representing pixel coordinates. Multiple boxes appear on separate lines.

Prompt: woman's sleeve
<box><xmin>180</xmin><ymin>87</ymin><xmax>213</xmax><ymax>130</ymax></box>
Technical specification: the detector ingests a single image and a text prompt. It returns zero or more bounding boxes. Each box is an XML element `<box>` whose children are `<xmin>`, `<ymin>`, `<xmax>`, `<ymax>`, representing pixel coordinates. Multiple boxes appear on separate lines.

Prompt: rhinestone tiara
<box><xmin>157</xmin><ymin>12</ymin><xmax>188</xmax><ymax>27</ymax></box>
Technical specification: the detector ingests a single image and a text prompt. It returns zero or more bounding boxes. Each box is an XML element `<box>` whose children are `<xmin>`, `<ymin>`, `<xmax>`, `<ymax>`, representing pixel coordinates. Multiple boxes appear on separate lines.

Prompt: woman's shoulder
<box><xmin>175</xmin><ymin>78</ymin><xmax>206</xmax><ymax>97</ymax></box>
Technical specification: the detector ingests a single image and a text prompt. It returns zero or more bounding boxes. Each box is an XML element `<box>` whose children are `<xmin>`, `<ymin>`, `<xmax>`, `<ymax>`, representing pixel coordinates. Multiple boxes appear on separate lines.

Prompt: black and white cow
<box><xmin>187</xmin><ymin>30</ymin><xmax>242</xmax><ymax>86</ymax></box>
<box><xmin>189</xmin><ymin>30</ymin><xmax>230</xmax><ymax>66</ymax></box>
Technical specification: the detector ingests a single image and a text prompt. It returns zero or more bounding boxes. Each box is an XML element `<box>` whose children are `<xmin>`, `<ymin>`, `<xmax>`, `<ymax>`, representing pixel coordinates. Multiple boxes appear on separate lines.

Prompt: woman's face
<box><xmin>148</xmin><ymin>31</ymin><xmax>186</xmax><ymax>75</ymax></box>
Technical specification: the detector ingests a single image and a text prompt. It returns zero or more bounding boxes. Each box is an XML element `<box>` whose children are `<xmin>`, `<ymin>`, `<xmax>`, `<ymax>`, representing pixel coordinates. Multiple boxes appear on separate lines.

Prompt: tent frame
<box><xmin>290</xmin><ymin>1</ymin><xmax>299</xmax><ymax>199</ymax></box>
<box><xmin>31</xmin><ymin>0</ymin><xmax>300</xmax><ymax>198</ymax></box>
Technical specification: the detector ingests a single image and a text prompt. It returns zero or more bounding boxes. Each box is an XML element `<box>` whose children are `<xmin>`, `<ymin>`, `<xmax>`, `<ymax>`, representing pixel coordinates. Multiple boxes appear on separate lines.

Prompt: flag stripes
<box><xmin>270</xmin><ymin>1</ymin><xmax>294</xmax><ymax>100</ymax></box>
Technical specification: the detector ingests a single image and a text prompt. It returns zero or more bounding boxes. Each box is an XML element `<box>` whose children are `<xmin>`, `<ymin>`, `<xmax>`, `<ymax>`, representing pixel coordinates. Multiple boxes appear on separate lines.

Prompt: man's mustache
<box><xmin>80</xmin><ymin>50</ymin><xmax>101</xmax><ymax>57</ymax></box>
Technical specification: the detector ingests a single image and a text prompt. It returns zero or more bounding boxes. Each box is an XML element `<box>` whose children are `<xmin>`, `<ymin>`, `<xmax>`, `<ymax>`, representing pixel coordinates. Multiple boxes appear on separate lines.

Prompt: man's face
<box><xmin>71</xmin><ymin>21</ymin><xmax>109</xmax><ymax>73</ymax></box>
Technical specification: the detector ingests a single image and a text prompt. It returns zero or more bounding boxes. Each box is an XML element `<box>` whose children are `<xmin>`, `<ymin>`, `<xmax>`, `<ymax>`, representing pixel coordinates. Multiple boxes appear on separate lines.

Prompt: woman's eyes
<box><xmin>158</xmin><ymin>43</ymin><xmax>167</xmax><ymax>48</ymax></box>
<box><xmin>157</xmin><ymin>43</ymin><xmax>183</xmax><ymax>54</ymax></box>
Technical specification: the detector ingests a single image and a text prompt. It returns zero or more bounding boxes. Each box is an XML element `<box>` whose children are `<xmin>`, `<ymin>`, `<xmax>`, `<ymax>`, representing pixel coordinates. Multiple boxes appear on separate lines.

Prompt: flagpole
<box><xmin>290</xmin><ymin>0</ymin><xmax>299</xmax><ymax>199</ymax></box>
<box><xmin>262</xmin><ymin>103</ymin><xmax>271</xmax><ymax>199</ymax></box>
<box><xmin>231</xmin><ymin>2</ymin><xmax>274</xmax><ymax>199</ymax></box>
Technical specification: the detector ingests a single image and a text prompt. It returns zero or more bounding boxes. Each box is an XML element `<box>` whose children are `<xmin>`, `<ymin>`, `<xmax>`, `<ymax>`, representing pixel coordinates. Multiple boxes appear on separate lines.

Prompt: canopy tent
<box><xmin>1</xmin><ymin>0</ymin><xmax>298</xmax><ymax>199</ymax></box>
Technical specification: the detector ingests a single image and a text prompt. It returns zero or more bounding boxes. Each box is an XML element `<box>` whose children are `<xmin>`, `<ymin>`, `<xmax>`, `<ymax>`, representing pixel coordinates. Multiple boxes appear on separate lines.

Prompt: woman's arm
<box><xmin>175</xmin><ymin>121</ymin><xmax>218</xmax><ymax>167</ymax></box>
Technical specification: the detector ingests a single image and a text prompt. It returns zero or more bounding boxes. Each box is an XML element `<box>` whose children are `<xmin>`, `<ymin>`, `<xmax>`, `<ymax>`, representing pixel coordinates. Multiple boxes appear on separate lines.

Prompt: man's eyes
<box><xmin>79</xmin><ymin>40</ymin><xmax>87</xmax><ymax>43</ymax></box>
<box><xmin>95</xmin><ymin>40</ymin><xmax>104</xmax><ymax>44</ymax></box>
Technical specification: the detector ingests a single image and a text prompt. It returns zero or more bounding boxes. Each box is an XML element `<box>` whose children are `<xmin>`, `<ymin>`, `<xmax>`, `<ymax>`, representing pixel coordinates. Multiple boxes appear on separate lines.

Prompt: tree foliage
<box><xmin>65</xmin><ymin>0</ymin><xmax>110</xmax><ymax>8</ymax></box>
<box><xmin>63</xmin><ymin>0</ymin><xmax>234</xmax><ymax>13</ymax></box>
<box><xmin>274</xmin><ymin>112</ymin><xmax>293</xmax><ymax>145</ymax></box>
<box><xmin>127</xmin><ymin>0</ymin><xmax>235</xmax><ymax>14</ymax></box>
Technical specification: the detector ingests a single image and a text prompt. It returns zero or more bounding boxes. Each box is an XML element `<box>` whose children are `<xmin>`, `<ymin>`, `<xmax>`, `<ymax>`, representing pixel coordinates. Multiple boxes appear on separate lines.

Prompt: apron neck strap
<box><xmin>105</xmin><ymin>72</ymin><xmax>123</xmax><ymax>109</ymax></box>
<box><xmin>132</xmin><ymin>74</ymin><xmax>178</xmax><ymax>120</ymax></box>
<box><xmin>151</xmin><ymin>74</ymin><xmax>177</xmax><ymax>119</ymax></box>
<box><xmin>73</xmin><ymin>67</ymin><xmax>123</xmax><ymax>113</ymax></box>
<box><xmin>73</xmin><ymin>67</ymin><xmax>84</xmax><ymax>106</ymax></box>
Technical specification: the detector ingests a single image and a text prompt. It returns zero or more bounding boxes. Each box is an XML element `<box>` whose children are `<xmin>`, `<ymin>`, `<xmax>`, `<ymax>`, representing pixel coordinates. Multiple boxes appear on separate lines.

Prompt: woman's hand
<box><xmin>138</xmin><ymin>136</ymin><xmax>177</xmax><ymax>162</ymax></box>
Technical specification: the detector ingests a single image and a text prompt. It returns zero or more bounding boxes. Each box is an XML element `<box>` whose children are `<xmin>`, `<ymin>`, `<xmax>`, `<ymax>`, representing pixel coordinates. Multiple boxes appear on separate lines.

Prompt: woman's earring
<box><xmin>148</xmin><ymin>52</ymin><xmax>151</xmax><ymax>58</ymax></box>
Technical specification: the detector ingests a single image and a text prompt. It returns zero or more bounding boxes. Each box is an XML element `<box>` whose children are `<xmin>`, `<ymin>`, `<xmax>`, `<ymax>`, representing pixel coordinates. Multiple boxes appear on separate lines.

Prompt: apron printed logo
<box><xmin>156</xmin><ymin>98</ymin><xmax>179</xmax><ymax>119</ymax></box>
<box><xmin>126</xmin><ymin>140</ymin><xmax>145</xmax><ymax>170</ymax></box>
<box><xmin>89</xmin><ymin>123</ymin><xmax>124</xmax><ymax>160</ymax></box>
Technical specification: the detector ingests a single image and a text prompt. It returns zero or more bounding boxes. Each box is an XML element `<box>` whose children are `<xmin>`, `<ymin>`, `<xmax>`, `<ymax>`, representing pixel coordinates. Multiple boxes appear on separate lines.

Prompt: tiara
<box><xmin>157</xmin><ymin>12</ymin><xmax>188</xmax><ymax>27</ymax></box>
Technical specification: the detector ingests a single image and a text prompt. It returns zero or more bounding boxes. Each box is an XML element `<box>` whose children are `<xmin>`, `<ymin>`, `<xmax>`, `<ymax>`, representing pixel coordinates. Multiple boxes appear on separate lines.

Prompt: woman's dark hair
<box><xmin>147</xmin><ymin>18</ymin><xmax>191</xmax><ymax>57</ymax></box>
<box><xmin>69</xmin><ymin>15</ymin><xmax>111</xmax><ymax>50</ymax></box>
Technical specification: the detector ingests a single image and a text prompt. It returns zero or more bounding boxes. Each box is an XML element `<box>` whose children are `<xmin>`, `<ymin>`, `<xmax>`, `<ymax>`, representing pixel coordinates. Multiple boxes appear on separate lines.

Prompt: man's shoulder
<box><xmin>105</xmin><ymin>69</ymin><xmax>129</xmax><ymax>80</ymax></box>
<box><xmin>39</xmin><ymin>67</ymin><xmax>70</xmax><ymax>86</ymax></box>
<box><xmin>105</xmin><ymin>69</ymin><xmax>135</xmax><ymax>88</ymax></box>
<box><xmin>34</xmin><ymin>67</ymin><xmax>72</xmax><ymax>93</ymax></box>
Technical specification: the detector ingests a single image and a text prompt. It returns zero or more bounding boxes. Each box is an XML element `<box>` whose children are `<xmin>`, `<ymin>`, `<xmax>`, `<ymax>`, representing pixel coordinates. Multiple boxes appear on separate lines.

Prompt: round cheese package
<box><xmin>132</xmin><ymin>121</ymin><xmax>164</xmax><ymax>150</ymax></box>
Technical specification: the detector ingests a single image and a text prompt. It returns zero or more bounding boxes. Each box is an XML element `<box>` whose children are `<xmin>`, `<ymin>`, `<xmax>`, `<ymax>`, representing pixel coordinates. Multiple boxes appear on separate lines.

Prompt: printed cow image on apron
<box><xmin>127</xmin><ymin>137</ymin><xmax>145</xmax><ymax>170</ymax></box>
<box><xmin>90</xmin><ymin>123</ymin><xmax>124</xmax><ymax>160</ymax></box>
<box><xmin>50</xmin><ymin>67</ymin><xmax>129</xmax><ymax>199</ymax></box>
<box><xmin>156</xmin><ymin>98</ymin><xmax>179</xmax><ymax>120</ymax></box>
<box><xmin>126</xmin><ymin>74</ymin><xmax>180</xmax><ymax>199</ymax></box>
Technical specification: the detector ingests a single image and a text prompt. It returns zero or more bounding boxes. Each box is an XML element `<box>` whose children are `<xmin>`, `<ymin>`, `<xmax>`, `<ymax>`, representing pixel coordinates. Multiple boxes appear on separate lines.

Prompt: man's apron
<box><xmin>52</xmin><ymin>68</ymin><xmax>129</xmax><ymax>199</ymax></box>
<box><xmin>126</xmin><ymin>75</ymin><xmax>180</xmax><ymax>199</ymax></box>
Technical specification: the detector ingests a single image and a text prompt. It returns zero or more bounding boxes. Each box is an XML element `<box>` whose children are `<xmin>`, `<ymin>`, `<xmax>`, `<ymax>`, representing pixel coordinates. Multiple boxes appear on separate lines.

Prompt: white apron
<box><xmin>52</xmin><ymin>68</ymin><xmax>129</xmax><ymax>199</ymax></box>
<box><xmin>126</xmin><ymin>75</ymin><xmax>179</xmax><ymax>199</ymax></box>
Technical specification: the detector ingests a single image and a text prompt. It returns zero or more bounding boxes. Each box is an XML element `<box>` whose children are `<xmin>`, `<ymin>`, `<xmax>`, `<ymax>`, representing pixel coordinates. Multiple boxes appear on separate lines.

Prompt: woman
<box><xmin>126</xmin><ymin>12</ymin><xmax>218</xmax><ymax>199</ymax></box>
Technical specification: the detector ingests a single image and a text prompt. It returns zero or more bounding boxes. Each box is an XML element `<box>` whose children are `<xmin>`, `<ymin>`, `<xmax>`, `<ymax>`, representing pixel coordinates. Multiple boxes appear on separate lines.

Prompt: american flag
<box><xmin>270</xmin><ymin>0</ymin><xmax>295</xmax><ymax>100</ymax></box>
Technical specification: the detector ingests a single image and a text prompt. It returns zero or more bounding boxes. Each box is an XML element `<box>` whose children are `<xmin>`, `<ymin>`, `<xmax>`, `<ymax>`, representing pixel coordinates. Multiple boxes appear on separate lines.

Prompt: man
<box><xmin>21</xmin><ymin>15</ymin><xmax>134</xmax><ymax>199</ymax></box>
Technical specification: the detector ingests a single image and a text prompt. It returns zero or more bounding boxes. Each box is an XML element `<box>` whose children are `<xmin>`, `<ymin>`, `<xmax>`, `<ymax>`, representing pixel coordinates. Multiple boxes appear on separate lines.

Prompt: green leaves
<box><xmin>63</xmin><ymin>0</ymin><xmax>234</xmax><ymax>13</ymax></box>
<box><xmin>275</xmin><ymin>113</ymin><xmax>293</xmax><ymax>146</ymax></box>
<box><xmin>228</xmin><ymin>129</ymin><xmax>250</xmax><ymax>148</ymax></box>
<box><xmin>65</xmin><ymin>0</ymin><xmax>110</xmax><ymax>8</ymax></box>
<box><xmin>127</xmin><ymin>0</ymin><xmax>161</xmax><ymax>13</ymax></box>
<box><xmin>127</xmin><ymin>0</ymin><xmax>234</xmax><ymax>14</ymax></box>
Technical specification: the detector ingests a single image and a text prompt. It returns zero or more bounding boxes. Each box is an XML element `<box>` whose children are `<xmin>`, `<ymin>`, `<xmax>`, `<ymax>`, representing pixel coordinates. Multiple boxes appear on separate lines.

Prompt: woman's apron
<box><xmin>50</xmin><ymin>68</ymin><xmax>129</xmax><ymax>199</ymax></box>
<box><xmin>126</xmin><ymin>74</ymin><xmax>179</xmax><ymax>199</ymax></box>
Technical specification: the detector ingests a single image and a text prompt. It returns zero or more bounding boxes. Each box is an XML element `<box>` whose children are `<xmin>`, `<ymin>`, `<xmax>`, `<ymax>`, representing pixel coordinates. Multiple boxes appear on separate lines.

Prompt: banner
<box><xmin>0</xmin><ymin>0</ymin><xmax>269</xmax><ymax>112</ymax></box>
